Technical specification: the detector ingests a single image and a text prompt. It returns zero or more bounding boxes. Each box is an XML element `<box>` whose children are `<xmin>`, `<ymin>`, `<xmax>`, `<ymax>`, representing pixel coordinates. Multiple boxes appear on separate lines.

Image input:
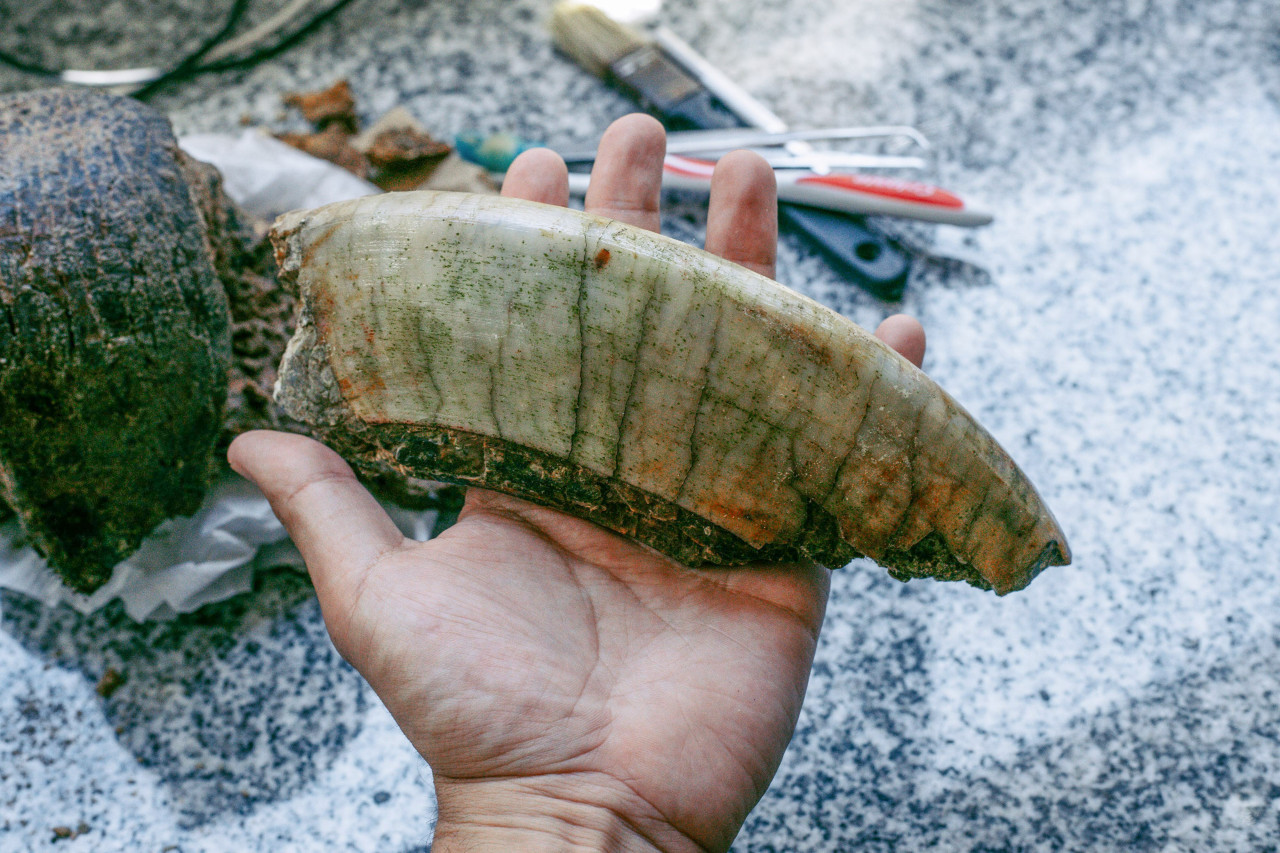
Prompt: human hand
<box><xmin>229</xmin><ymin>114</ymin><xmax>926</xmax><ymax>852</ymax></box>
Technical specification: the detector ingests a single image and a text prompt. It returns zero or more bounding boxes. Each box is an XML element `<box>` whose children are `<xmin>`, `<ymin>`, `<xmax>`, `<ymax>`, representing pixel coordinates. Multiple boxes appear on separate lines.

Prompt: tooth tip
<box><xmin>991</xmin><ymin>538</ymin><xmax>1071</xmax><ymax>595</ymax></box>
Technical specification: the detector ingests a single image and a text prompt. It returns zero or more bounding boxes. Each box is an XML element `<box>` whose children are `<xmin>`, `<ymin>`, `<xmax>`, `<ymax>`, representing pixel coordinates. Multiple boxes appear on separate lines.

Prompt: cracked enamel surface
<box><xmin>271</xmin><ymin>191</ymin><xmax>1068</xmax><ymax>593</ymax></box>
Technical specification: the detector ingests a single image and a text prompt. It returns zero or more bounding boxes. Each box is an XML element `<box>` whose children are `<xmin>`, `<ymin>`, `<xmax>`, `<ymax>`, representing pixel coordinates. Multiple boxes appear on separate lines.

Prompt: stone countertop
<box><xmin>3</xmin><ymin>0</ymin><xmax>1279</xmax><ymax>849</ymax></box>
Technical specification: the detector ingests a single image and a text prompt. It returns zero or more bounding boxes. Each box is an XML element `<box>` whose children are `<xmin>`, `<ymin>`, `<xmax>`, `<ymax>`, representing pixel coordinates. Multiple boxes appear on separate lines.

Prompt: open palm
<box><xmin>230</xmin><ymin>115</ymin><xmax>925</xmax><ymax>852</ymax></box>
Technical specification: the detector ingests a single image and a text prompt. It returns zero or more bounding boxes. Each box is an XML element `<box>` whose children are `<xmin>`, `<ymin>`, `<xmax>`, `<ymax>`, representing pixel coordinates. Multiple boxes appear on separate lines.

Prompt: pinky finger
<box><xmin>875</xmin><ymin>314</ymin><xmax>926</xmax><ymax>368</ymax></box>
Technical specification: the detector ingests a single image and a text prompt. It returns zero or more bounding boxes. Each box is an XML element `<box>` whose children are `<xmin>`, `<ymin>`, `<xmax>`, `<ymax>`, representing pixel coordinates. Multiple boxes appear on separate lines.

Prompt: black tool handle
<box><xmin>777</xmin><ymin>205</ymin><xmax>909</xmax><ymax>301</ymax></box>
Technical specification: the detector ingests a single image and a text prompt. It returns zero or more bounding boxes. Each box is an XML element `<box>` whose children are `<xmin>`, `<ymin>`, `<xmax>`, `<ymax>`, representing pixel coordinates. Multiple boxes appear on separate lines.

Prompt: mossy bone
<box><xmin>0</xmin><ymin>89</ymin><xmax>233</xmax><ymax>593</ymax></box>
<box><xmin>271</xmin><ymin>191</ymin><xmax>1070</xmax><ymax>594</ymax></box>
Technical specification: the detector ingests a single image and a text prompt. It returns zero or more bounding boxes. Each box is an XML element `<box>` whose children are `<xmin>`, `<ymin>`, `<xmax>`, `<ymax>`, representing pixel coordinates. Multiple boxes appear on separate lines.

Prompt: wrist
<box><xmin>431</xmin><ymin>774</ymin><xmax>709</xmax><ymax>853</ymax></box>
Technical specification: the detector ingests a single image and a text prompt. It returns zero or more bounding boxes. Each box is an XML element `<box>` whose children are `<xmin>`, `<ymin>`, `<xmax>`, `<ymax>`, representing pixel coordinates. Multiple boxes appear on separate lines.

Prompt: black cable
<box><xmin>0</xmin><ymin>0</ymin><xmax>74</xmax><ymax>77</ymax></box>
<box><xmin>0</xmin><ymin>0</ymin><xmax>246</xmax><ymax>85</ymax></box>
<box><xmin>0</xmin><ymin>43</ymin><xmax>59</xmax><ymax>77</ymax></box>
<box><xmin>0</xmin><ymin>0</ymin><xmax>361</xmax><ymax>97</ymax></box>
<box><xmin>197</xmin><ymin>0</ymin><xmax>360</xmax><ymax>73</ymax></box>
<box><xmin>132</xmin><ymin>0</ymin><xmax>251</xmax><ymax>99</ymax></box>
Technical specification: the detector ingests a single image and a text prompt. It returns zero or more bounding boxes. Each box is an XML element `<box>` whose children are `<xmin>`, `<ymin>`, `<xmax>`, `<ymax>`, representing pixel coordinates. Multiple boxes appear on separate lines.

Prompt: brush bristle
<box><xmin>549</xmin><ymin>2</ymin><xmax>649</xmax><ymax>77</ymax></box>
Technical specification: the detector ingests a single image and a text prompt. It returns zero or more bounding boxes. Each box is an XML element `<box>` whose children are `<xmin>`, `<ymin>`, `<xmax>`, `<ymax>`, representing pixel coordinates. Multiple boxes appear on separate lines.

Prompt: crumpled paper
<box><xmin>0</xmin><ymin>130</ymin><xmax>434</xmax><ymax>621</ymax></box>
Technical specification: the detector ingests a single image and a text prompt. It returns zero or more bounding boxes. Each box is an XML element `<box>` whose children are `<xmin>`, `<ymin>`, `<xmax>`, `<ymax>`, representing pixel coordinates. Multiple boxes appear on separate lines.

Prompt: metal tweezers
<box><xmin>555</xmin><ymin>126</ymin><xmax>931</xmax><ymax>173</ymax></box>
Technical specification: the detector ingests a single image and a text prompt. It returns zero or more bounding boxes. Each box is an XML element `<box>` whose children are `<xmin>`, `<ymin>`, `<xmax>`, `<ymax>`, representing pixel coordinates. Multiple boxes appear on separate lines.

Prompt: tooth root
<box><xmin>271</xmin><ymin>191</ymin><xmax>1070</xmax><ymax>595</ymax></box>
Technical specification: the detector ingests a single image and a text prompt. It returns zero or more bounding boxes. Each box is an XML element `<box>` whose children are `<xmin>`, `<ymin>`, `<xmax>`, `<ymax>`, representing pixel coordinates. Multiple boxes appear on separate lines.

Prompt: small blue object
<box><xmin>454</xmin><ymin>130</ymin><xmax>541</xmax><ymax>172</ymax></box>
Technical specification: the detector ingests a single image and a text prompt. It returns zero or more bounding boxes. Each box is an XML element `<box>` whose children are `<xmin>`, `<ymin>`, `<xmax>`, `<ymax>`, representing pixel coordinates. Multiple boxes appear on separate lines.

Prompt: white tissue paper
<box><xmin>0</xmin><ymin>130</ymin><xmax>432</xmax><ymax>621</ymax></box>
<box><xmin>179</xmin><ymin>129</ymin><xmax>380</xmax><ymax>220</ymax></box>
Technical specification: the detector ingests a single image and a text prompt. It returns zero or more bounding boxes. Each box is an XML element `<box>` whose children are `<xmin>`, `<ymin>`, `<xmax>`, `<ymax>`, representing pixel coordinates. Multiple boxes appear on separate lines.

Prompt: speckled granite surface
<box><xmin>3</xmin><ymin>0</ymin><xmax>1279</xmax><ymax>849</ymax></box>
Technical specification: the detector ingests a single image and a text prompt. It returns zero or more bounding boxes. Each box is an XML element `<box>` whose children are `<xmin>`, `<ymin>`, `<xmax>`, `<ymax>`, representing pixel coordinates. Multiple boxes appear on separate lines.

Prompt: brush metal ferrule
<box><xmin>608</xmin><ymin>44</ymin><xmax>703</xmax><ymax>113</ymax></box>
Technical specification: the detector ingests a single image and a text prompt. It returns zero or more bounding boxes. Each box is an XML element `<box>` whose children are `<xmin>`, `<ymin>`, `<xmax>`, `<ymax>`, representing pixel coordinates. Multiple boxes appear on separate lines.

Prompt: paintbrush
<box><xmin>549</xmin><ymin>3</ymin><xmax>741</xmax><ymax>131</ymax></box>
<box><xmin>548</xmin><ymin>1</ymin><xmax>911</xmax><ymax>299</ymax></box>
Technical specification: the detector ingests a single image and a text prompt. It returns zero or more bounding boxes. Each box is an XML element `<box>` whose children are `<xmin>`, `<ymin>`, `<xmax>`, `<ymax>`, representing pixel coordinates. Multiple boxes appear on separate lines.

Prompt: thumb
<box><xmin>228</xmin><ymin>430</ymin><xmax>406</xmax><ymax>608</ymax></box>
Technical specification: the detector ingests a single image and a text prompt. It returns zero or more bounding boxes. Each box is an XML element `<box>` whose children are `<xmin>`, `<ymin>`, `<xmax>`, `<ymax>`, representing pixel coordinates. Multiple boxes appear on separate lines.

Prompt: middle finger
<box><xmin>584</xmin><ymin>113</ymin><xmax>666</xmax><ymax>233</ymax></box>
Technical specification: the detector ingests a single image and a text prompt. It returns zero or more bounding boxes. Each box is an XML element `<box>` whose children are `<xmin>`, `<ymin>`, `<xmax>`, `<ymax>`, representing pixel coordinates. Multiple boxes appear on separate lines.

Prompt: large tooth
<box><xmin>270</xmin><ymin>191</ymin><xmax>1069</xmax><ymax>594</ymax></box>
